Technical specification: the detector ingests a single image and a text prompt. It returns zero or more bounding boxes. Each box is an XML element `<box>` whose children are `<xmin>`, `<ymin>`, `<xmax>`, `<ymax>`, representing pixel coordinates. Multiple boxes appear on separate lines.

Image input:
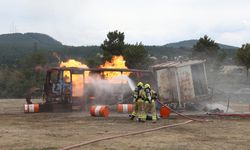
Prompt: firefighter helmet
<box><xmin>144</xmin><ymin>83</ymin><xmax>150</xmax><ymax>89</ymax></box>
<box><xmin>137</xmin><ymin>82</ymin><xmax>143</xmax><ymax>87</ymax></box>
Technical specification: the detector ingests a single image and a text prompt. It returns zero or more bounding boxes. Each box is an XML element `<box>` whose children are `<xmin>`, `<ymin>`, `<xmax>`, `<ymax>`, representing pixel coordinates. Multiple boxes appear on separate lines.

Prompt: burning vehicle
<box><xmin>38</xmin><ymin>56</ymin><xmax>151</xmax><ymax>112</ymax></box>
<box><xmin>25</xmin><ymin>56</ymin><xmax>211</xmax><ymax>113</ymax></box>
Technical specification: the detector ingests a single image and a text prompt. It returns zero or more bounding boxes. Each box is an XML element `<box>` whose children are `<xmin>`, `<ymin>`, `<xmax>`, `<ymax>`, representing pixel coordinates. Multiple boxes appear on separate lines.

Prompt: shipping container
<box><xmin>151</xmin><ymin>60</ymin><xmax>210</xmax><ymax>108</ymax></box>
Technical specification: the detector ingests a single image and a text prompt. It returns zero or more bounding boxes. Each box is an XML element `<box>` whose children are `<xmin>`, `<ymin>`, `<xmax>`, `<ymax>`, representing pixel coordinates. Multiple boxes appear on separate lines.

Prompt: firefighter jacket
<box><xmin>133</xmin><ymin>87</ymin><xmax>145</xmax><ymax>102</ymax></box>
<box><xmin>144</xmin><ymin>89</ymin><xmax>157</xmax><ymax>103</ymax></box>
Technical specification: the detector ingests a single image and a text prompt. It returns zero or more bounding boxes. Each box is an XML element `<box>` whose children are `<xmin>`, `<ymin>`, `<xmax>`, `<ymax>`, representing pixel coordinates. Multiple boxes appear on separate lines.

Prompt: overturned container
<box><xmin>90</xmin><ymin>105</ymin><xmax>109</xmax><ymax>117</ymax></box>
<box><xmin>24</xmin><ymin>104</ymin><xmax>39</xmax><ymax>113</ymax></box>
<box><xmin>151</xmin><ymin>60</ymin><xmax>210</xmax><ymax>109</ymax></box>
<box><xmin>117</xmin><ymin>104</ymin><xmax>133</xmax><ymax>113</ymax></box>
<box><xmin>160</xmin><ymin>106</ymin><xmax>171</xmax><ymax>118</ymax></box>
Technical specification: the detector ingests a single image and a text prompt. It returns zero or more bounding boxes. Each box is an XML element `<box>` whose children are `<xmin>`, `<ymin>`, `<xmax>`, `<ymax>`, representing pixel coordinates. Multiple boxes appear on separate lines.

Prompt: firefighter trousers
<box><xmin>131</xmin><ymin>100</ymin><xmax>138</xmax><ymax>117</ymax></box>
<box><xmin>144</xmin><ymin>100</ymin><xmax>157</xmax><ymax>121</ymax></box>
<box><xmin>132</xmin><ymin>99</ymin><xmax>145</xmax><ymax>120</ymax></box>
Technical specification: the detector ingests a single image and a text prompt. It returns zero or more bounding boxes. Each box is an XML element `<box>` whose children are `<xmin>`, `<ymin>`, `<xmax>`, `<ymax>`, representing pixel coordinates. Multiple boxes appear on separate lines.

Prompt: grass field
<box><xmin>0</xmin><ymin>99</ymin><xmax>250</xmax><ymax>150</ymax></box>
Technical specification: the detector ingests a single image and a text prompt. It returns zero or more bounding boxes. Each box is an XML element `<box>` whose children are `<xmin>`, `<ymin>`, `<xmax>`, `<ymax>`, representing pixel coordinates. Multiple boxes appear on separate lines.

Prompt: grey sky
<box><xmin>1</xmin><ymin>0</ymin><xmax>250</xmax><ymax>46</ymax></box>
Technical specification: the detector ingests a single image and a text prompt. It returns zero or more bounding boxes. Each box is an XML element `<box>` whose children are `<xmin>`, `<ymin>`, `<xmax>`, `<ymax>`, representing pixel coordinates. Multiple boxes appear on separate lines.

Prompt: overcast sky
<box><xmin>1</xmin><ymin>0</ymin><xmax>250</xmax><ymax>46</ymax></box>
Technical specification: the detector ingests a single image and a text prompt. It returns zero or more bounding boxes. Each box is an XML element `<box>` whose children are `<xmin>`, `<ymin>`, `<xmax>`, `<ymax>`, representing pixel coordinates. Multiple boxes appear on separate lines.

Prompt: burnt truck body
<box><xmin>151</xmin><ymin>60</ymin><xmax>210</xmax><ymax>109</ymax></box>
<box><xmin>38</xmin><ymin>60</ymin><xmax>210</xmax><ymax>112</ymax></box>
<box><xmin>42</xmin><ymin>67</ymin><xmax>151</xmax><ymax>112</ymax></box>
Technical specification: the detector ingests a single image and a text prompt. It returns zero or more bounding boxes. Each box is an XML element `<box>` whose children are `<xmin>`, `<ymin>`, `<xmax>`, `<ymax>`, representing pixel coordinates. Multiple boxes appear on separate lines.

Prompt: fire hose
<box><xmin>156</xmin><ymin>99</ymin><xmax>210</xmax><ymax>122</ymax></box>
<box><xmin>60</xmin><ymin>120</ymin><xmax>192</xmax><ymax>150</ymax></box>
<box><xmin>60</xmin><ymin>100</ymin><xmax>210</xmax><ymax>150</ymax></box>
<box><xmin>208</xmin><ymin>113</ymin><xmax>250</xmax><ymax>117</ymax></box>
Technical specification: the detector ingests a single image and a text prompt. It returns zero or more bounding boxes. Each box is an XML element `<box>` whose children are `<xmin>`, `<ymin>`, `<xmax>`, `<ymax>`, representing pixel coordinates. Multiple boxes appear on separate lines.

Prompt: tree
<box><xmin>214</xmin><ymin>50</ymin><xmax>227</xmax><ymax>70</ymax></box>
<box><xmin>21</xmin><ymin>51</ymin><xmax>48</xmax><ymax>90</ymax></box>
<box><xmin>192</xmin><ymin>35</ymin><xmax>225</xmax><ymax>70</ymax></box>
<box><xmin>123</xmin><ymin>43</ymin><xmax>150</xmax><ymax>69</ymax></box>
<box><xmin>101</xmin><ymin>31</ymin><xmax>150</xmax><ymax>69</ymax></box>
<box><xmin>236</xmin><ymin>43</ymin><xmax>250</xmax><ymax>77</ymax></box>
<box><xmin>0</xmin><ymin>68</ymin><xmax>27</xmax><ymax>97</ymax></box>
<box><xmin>101</xmin><ymin>30</ymin><xmax>125</xmax><ymax>61</ymax></box>
<box><xmin>193</xmin><ymin>35</ymin><xmax>220</xmax><ymax>60</ymax></box>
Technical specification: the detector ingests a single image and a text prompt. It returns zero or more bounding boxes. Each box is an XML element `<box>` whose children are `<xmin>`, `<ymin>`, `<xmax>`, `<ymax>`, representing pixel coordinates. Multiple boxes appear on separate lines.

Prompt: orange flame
<box><xmin>60</xmin><ymin>59</ymin><xmax>89</xmax><ymax>77</ymax></box>
<box><xmin>60</xmin><ymin>59</ymin><xmax>89</xmax><ymax>97</ymax></box>
<box><xmin>60</xmin><ymin>59</ymin><xmax>88</xmax><ymax>69</ymax></box>
<box><xmin>99</xmin><ymin>55</ymin><xmax>130</xmax><ymax>79</ymax></box>
<box><xmin>59</xmin><ymin>56</ymin><xmax>130</xmax><ymax>92</ymax></box>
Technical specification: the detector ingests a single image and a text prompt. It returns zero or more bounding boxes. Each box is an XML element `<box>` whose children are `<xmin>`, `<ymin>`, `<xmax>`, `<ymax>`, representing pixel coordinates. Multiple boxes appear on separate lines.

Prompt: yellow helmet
<box><xmin>137</xmin><ymin>82</ymin><xmax>143</xmax><ymax>87</ymax></box>
<box><xmin>144</xmin><ymin>83</ymin><xmax>150</xmax><ymax>89</ymax></box>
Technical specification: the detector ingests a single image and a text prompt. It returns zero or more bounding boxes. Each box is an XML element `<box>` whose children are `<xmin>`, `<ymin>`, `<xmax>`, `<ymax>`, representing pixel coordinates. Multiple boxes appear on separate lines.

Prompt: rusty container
<box><xmin>90</xmin><ymin>105</ymin><xmax>109</xmax><ymax>117</ymax></box>
<box><xmin>117</xmin><ymin>104</ymin><xmax>133</xmax><ymax>113</ymax></box>
<box><xmin>160</xmin><ymin>106</ymin><xmax>171</xmax><ymax>118</ymax></box>
<box><xmin>151</xmin><ymin>60</ymin><xmax>209</xmax><ymax>108</ymax></box>
<box><xmin>24</xmin><ymin>104</ymin><xmax>39</xmax><ymax>113</ymax></box>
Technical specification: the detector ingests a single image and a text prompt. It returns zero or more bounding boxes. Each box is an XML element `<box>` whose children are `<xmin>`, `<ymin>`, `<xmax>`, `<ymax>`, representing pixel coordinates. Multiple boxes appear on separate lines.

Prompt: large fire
<box><xmin>60</xmin><ymin>59</ymin><xmax>90</xmax><ymax>78</ymax></box>
<box><xmin>60</xmin><ymin>59</ymin><xmax>89</xmax><ymax>97</ymax></box>
<box><xmin>60</xmin><ymin>59</ymin><xmax>88</xmax><ymax>69</ymax></box>
<box><xmin>59</xmin><ymin>56</ymin><xmax>130</xmax><ymax>96</ymax></box>
<box><xmin>99</xmin><ymin>55</ymin><xmax>130</xmax><ymax>79</ymax></box>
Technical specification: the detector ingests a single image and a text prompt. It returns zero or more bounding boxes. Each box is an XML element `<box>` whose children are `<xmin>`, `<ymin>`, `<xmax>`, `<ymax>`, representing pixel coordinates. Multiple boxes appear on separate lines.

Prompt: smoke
<box><xmin>207</xmin><ymin>65</ymin><xmax>250</xmax><ymax>104</ymax></box>
<box><xmin>58</xmin><ymin>56</ymin><xmax>137</xmax><ymax>108</ymax></box>
<box><xmin>115</xmin><ymin>75</ymin><xmax>136</xmax><ymax>91</ymax></box>
<box><xmin>200</xmin><ymin>64</ymin><xmax>250</xmax><ymax>113</ymax></box>
<box><xmin>83</xmin><ymin>75</ymin><xmax>135</xmax><ymax>106</ymax></box>
<box><xmin>52</xmin><ymin>52</ymin><xmax>61</xmax><ymax>63</ymax></box>
<box><xmin>205</xmin><ymin>103</ymin><xmax>234</xmax><ymax>113</ymax></box>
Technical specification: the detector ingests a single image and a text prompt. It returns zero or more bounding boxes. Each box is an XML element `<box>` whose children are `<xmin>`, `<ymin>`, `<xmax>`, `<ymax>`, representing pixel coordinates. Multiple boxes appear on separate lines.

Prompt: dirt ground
<box><xmin>0</xmin><ymin>99</ymin><xmax>250</xmax><ymax>150</ymax></box>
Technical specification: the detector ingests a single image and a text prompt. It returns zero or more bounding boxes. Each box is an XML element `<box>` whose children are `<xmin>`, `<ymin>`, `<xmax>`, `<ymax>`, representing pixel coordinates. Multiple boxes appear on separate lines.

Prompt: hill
<box><xmin>0</xmin><ymin>33</ymin><xmax>62</xmax><ymax>50</ymax></box>
<box><xmin>164</xmin><ymin>39</ymin><xmax>238</xmax><ymax>49</ymax></box>
<box><xmin>0</xmin><ymin>32</ymin><xmax>239</xmax><ymax>98</ymax></box>
<box><xmin>0</xmin><ymin>32</ymin><xmax>238</xmax><ymax>66</ymax></box>
<box><xmin>0</xmin><ymin>33</ymin><xmax>102</xmax><ymax>66</ymax></box>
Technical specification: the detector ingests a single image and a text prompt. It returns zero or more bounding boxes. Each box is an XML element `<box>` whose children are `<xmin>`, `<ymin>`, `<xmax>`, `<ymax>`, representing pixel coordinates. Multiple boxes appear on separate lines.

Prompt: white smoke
<box><xmin>205</xmin><ymin>103</ymin><xmax>234</xmax><ymax>113</ymax></box>
<box><xmin>115</xmin><ymin>75</ymin><xmax>136</xmax><ymax>91</ymax></box>
<box><xmin>83</xmin><ymin>75</ymin><xmax>135</xmax><ymax>105</ymax></box>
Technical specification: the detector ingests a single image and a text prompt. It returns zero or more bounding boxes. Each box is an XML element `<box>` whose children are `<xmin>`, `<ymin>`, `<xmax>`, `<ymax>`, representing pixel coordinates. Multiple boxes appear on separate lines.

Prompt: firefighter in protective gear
<box><xmin>144</xmin><ymin>83</ymin><xmax>157</xmax><ymax>123</ymax></box>
<box><xmin>130</xmin><ymin>82</ymin><xmax>146</xmax><ymax>122</ymax></box>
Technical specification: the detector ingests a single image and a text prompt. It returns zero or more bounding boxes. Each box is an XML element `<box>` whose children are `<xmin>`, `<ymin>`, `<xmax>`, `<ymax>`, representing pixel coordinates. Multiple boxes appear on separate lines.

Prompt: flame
<box><xmin>60</xmin><ymin>59</ymin><xmax>89</xmax><ymax>78</ymax></box>
<box><xmin>60</xmin><ymin>59</ymin><xmax>89</xmax><ymax>97</ymax></box>
<box><xmin>99</xmin><ymin>55</ymin><xmax>130</xmax><ymax>79</ymax></box>
<box><xmin>60</xmin><ymin>59</ymin><xmax>88</xmax><ymax>69</ymax></box>
<box><xmin>58</xmin><ymin>56</ymin><xmax>130</xmax><ymax>94</ymax></box>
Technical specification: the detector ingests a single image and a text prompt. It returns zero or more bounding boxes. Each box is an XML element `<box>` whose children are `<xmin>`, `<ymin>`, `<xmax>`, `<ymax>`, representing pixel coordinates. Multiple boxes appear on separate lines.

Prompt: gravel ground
<box><xmin>0</xmin><ymin>99</ymin><xmax>250</xmax><ymax>150</ymax></box>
